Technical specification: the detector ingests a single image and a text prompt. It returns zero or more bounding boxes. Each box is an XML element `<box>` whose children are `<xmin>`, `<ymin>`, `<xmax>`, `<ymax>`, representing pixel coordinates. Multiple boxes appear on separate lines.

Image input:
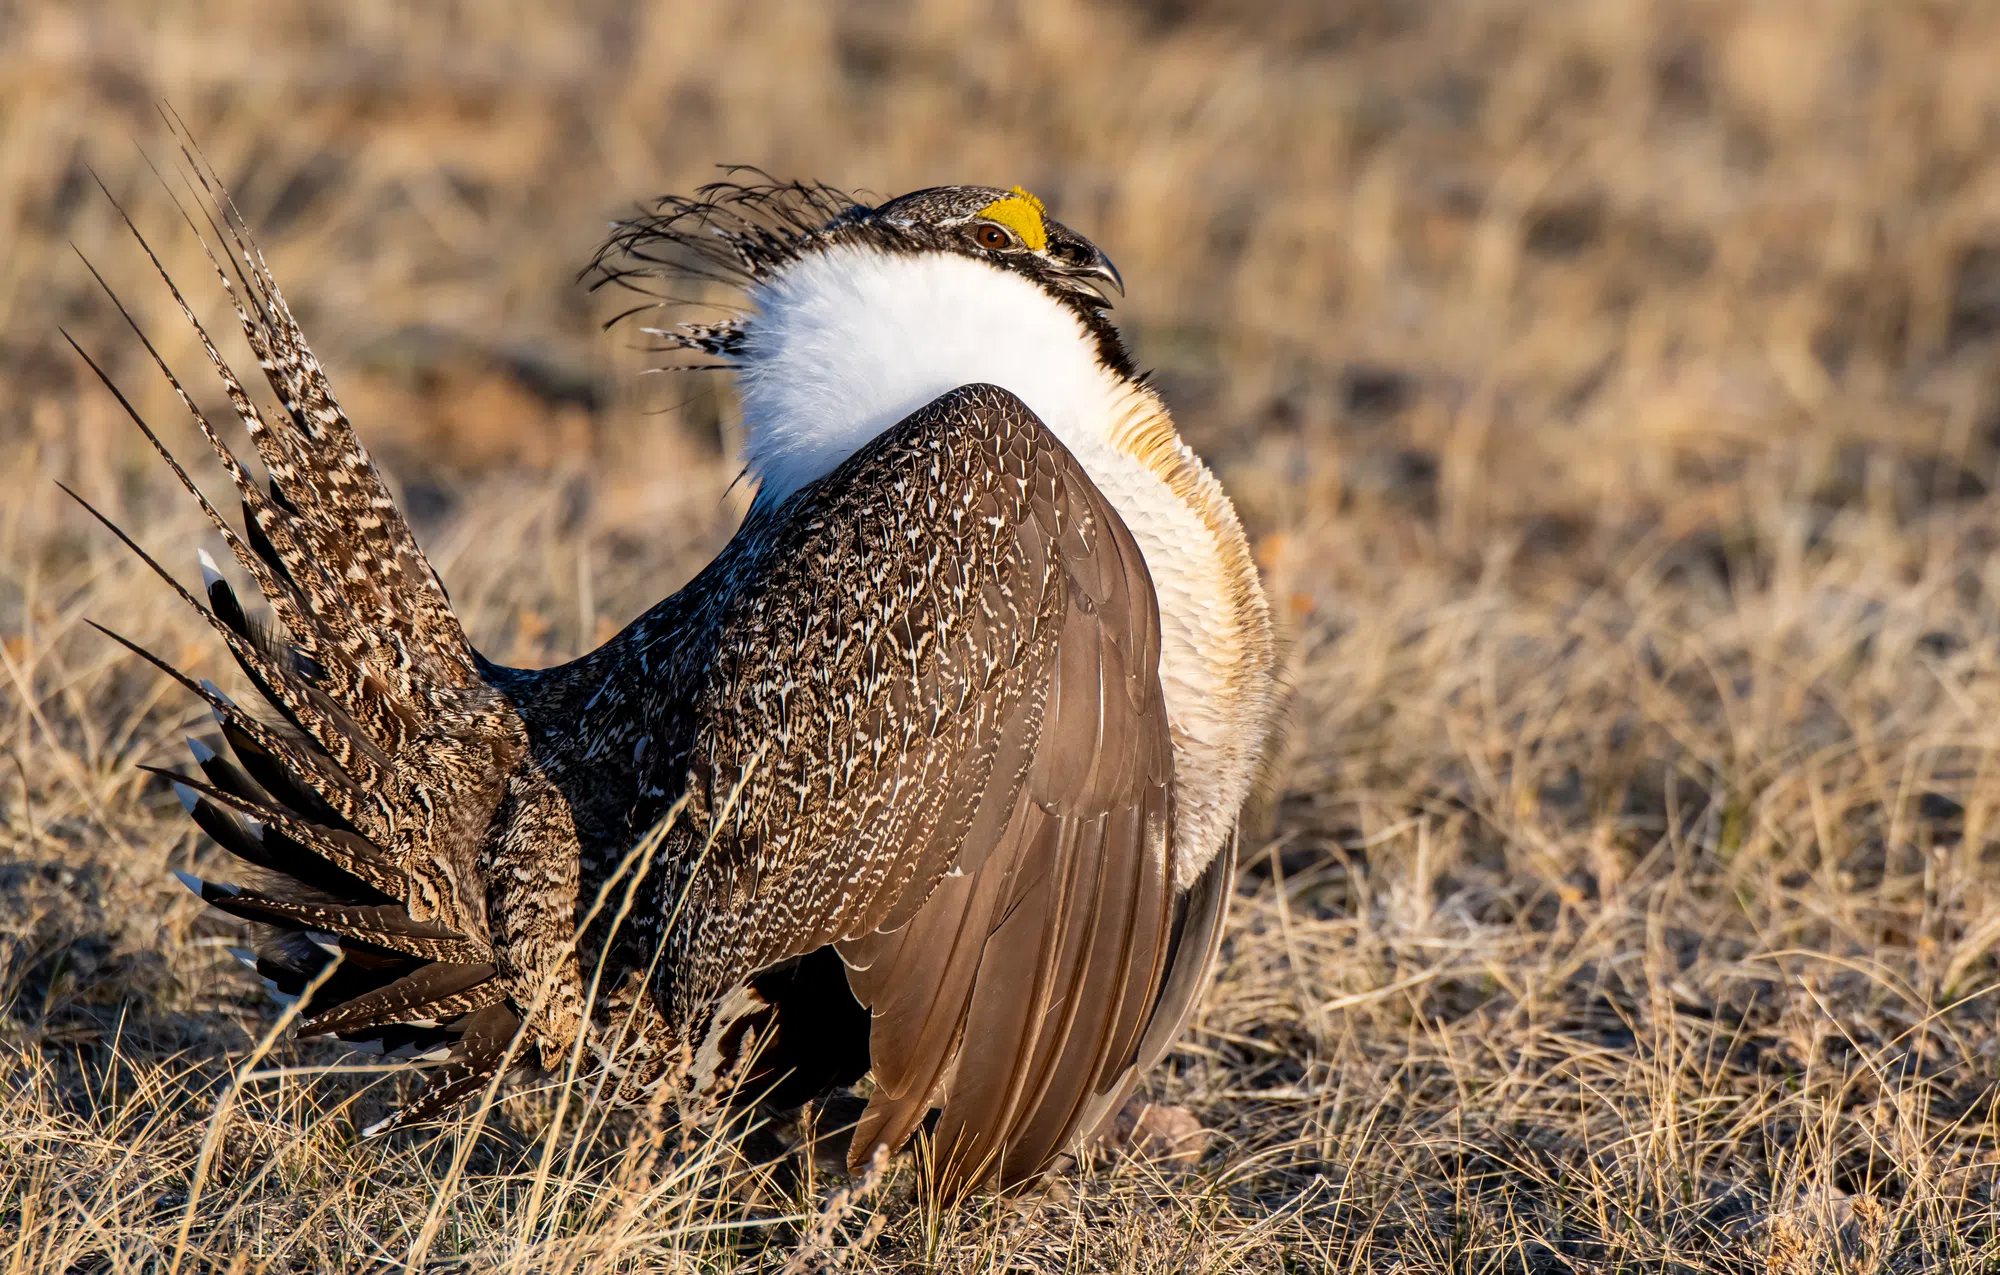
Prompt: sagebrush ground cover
<box><xmin>3</xmin><ymin>1</ymin><xmax>1999</xmax><ymax>1270</ymax></box>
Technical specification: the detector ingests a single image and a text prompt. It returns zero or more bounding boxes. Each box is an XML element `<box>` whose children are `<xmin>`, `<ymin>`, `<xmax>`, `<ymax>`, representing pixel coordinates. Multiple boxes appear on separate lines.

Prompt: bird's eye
<box><xmin>973</xmin><ymin>223</ymin><xmax>1013</xmax><ymax>251</ymax></box>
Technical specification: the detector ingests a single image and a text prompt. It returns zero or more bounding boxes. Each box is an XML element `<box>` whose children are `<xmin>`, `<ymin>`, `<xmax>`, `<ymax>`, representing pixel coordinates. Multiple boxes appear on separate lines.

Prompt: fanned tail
<box><xmin>71</xmin><ymin>127</ymin><xmax>531</xmax><ymax>1135</ymax></box>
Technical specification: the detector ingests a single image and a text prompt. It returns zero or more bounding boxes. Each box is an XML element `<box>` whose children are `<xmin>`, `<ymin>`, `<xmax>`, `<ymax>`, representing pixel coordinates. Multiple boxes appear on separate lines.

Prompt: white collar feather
<box><xmin>735</xmin><ymin>246</ymin><xmax>1126</xmax><ymax>505</ymax></box>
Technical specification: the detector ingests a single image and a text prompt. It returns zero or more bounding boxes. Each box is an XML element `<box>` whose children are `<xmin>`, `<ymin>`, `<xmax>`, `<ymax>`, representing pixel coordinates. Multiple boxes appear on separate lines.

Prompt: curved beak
<box><xmin>1068</xmin><ymin>246</ymin><xmax>1125</xmax><ymax>307</ymax></box>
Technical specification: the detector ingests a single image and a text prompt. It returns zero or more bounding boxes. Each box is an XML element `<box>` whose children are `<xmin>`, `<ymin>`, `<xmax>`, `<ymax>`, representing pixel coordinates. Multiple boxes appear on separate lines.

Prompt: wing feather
<box><xmin>648</xmin><ymin>383</ymin><xmax>1177</xmax><ymax>1195</ymax></box>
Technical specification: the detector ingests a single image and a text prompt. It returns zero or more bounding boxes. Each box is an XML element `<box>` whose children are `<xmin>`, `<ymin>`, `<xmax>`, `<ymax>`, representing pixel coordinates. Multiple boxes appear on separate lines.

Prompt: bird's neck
<box><xmin>733</xmin><ymin>246</ymin><xmax>1133</xmax><ymax>506</ymax></box>
<box><xmin>726</xmin><ymin>243</ymin><xmax>1277</xmax><ymax>890</ymax></box>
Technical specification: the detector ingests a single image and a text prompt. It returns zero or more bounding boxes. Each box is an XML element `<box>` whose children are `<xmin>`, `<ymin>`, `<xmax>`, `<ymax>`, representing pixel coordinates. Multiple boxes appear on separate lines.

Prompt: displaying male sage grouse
<box><xmin>76</xmin><ymin>163</ymin><xmax>1277</xmax><ymax>1194</ymax></box>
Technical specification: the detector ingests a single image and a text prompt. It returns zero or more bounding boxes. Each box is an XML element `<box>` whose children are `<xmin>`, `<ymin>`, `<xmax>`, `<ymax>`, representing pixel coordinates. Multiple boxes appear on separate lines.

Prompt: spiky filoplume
<box><xmin>588</xmin><ymin>176</ymin><xmax>1135</xmax><ymax>378</ymax></box>
<box><xmin>80</xmin><ymin>138</ymin><xmax>1272</xmax><ymax>1195</ymax></box>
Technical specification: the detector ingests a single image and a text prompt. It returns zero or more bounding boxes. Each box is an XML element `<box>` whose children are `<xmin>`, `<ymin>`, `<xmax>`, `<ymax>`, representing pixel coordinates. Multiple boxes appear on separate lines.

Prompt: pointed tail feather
<box><xmin>297</xmin><ymin>961</ymin><xmax>501</xmax><ymax>1038</ymax></box>
<box><xmin>159</xmin><ymin>130</ymin><xmax>476</xmax><ymax>695</ymax></box>
<box><xmin>74</xmin><ymin>142</ymin><xmax>539</xmax><ymax>1135</ymax></box>
<box><xmin>359</xmin><ymin>1004</ymin><xmax>522</xmax><ymax>1138</ymax></box>
<box><xmin>144</xmin><ymin>763</ymin><xmax>403</xmax><ymax>899</ymax></box>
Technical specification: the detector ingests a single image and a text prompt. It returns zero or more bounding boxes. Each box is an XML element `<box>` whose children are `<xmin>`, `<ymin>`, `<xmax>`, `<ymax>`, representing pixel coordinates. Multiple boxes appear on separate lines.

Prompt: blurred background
<box><xmin>9</xmin><ymin>2</ymin><xmax>2000</xmax><ymax>1262</ymax></box>
<box><xmin>7</xmin><ymin>0</ymin><xmax>2000</xmax><ymax>589</ymax></box>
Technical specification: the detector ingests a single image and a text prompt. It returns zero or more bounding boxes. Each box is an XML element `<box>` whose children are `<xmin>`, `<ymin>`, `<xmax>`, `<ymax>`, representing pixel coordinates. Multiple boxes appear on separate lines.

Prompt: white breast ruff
<box><xmin>734</xmin><ymin>247</ymin><xmax>1270</xmax><ymax>886</ymax></box>
<box><xmin>736</xmin><ymin>247</ymin><xmax>1128</xmax><ymax>505</ymax></box>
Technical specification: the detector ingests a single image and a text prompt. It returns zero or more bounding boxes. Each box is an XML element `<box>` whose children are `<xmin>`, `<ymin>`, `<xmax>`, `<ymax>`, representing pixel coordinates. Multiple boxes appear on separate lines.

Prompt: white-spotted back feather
<box><xmin>736</xmin><ymin>246</ymin><xmax>1276</xmax><ymax>888</ymax></box>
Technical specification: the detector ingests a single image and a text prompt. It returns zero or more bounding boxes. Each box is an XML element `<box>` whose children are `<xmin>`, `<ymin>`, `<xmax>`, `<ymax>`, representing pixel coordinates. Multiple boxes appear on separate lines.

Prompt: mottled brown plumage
<box><xmin>78</xmin><ymin>148</ymin><xmax>1270</xmax><ymax>1198</ymax></box>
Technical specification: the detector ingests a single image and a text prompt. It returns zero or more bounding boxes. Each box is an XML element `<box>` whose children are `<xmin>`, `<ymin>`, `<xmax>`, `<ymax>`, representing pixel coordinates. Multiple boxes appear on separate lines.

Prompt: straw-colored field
<box><xmin>4</xmin><ymin>1</ymin><xmax>1999</xmax><ymax>1269</ymax></box>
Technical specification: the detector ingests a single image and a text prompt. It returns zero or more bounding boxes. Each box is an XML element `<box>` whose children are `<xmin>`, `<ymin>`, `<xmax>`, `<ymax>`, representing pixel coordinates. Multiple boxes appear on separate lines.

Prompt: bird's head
<box><xmin>589</xmin><ymin>176</ymin><xmax>1147</xmax><ymax>504</ymax></box>
<box><xmin>589</xmin><ymin>176</ymin><xmax>1131</xmax><ymax>376</ymax></box>
<box><xmin>848</xmin><ymin>184</ymin><xmax>1125</xmax><ymax>310</ymax></box>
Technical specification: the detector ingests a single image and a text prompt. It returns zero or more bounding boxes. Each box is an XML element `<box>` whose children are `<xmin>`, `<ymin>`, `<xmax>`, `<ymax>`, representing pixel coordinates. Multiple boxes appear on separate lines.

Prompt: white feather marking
<box><xmin>197</xmin><ymin>547</ymin><xmax>224</xmax><ymax>592</ymax></box>
<box><xmin>185</xmin><ymin>736</ymin><xmax>216</xmax><ymax>764</ymax></box>
<box><xmin>736</xmin><ymin>247</ymin><xmax>1129</xmax><ymax>506</ymax></box>
<box><xmin>173</xmin><ymin>868</ymin><xmax>238</xmax><ymax>897</ymax></box>
<box><xmin>199</xmin><ymin>680</ymin><xmax>230</xmax><ymax>723</ymax></box>
<box><xmin>350</xmin><ymin>1040</ymin><xmax>453</xmax><ymax>1062</ymax></box>
<box><xmin>172</xmin><ymin>783</ymin><xmax>199</xmax><ymax>814</ymax></box>
<box><xmin>689</xmin><ymin>984</ymin><xmax>768</xmax><ymax>1093</ymax></box>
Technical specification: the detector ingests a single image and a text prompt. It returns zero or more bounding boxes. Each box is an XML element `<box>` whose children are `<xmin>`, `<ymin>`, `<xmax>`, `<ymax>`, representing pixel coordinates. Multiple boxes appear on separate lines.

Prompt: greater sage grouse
<box><xmin>78</xmin><ymin>166</ymin><xmax>1277</xmax><ymax>1194</ymax></box>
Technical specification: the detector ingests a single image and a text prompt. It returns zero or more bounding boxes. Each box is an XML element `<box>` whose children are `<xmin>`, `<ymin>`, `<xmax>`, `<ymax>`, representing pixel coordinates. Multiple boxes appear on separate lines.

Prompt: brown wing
<box><xmin>659</xmin><ymin>383</ymin><xmax>1176</xmax><ymax>1195</ymax></box>
<box><xmin>1077</xmin><ymin>823</ymin><xmax>1238</xmax><ymax>1147</ymax></box>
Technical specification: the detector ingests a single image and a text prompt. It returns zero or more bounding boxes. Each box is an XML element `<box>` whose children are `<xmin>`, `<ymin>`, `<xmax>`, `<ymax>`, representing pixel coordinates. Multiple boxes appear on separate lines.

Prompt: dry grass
<box><xmin>4</xmin><ymin>0</ymin><xmax>2000</xmax><ymax>1270</ymax></box>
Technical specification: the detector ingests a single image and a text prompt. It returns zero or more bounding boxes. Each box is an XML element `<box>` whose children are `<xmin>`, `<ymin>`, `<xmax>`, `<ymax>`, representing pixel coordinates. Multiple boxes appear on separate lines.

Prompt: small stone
<box><xmin>1108</xmin><ymin>1099</ymin><xmax>1210</xmax><ymax>1168</ymax></box>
